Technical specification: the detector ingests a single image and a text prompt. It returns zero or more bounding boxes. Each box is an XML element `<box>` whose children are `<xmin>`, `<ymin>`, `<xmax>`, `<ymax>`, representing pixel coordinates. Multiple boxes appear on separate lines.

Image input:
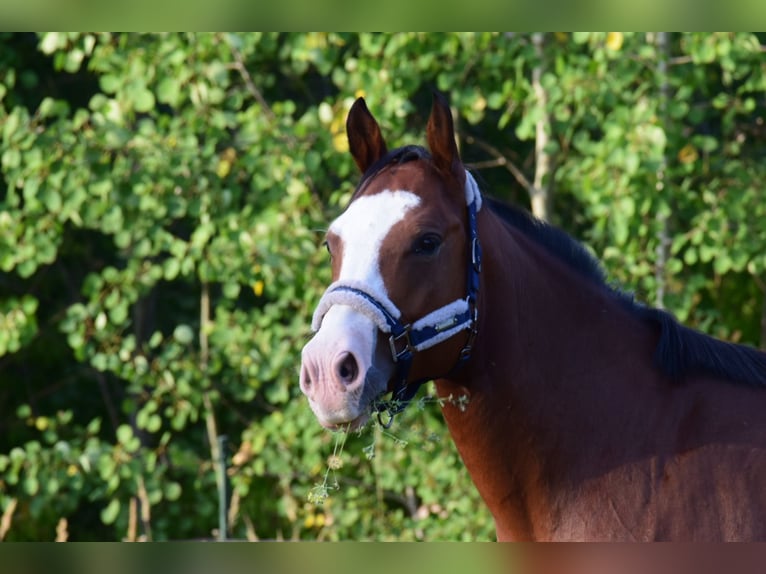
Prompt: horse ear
<box><xmin>346</xmin><ymin>97</ymin><xmax>388</xmax><ymax>174</ymax></box>
<box><xmin>426</xmin><ymin>92</ymin><xmax>462</xmax><ymax>179</ymax></box>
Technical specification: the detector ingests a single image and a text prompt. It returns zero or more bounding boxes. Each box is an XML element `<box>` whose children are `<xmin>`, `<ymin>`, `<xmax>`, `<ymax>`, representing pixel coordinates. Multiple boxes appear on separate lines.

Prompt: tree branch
<box><xmin>199</xmin><ymin>281</ymin><xmax>223</xmax><ymax>503</ymax></box>
<box><xmin>654</xmin><ymin>32</ymin><xmax>671</xmax><ymax>310</ymax></box>
<box><xmin>223</xmin><ymin>34</ymin><xmax>316</xmax><ymax>193</ymax></box>
<box><xmin>531</xmin><ymin>32</ymin><xmax>554</xmax><ymax>221</ymax></box>
<box><xmin>463</xmin><ymin>134</ymin><xmax>533</xmax><ymax>192</ymax></box>
<box><xmin>0</xmin><ymin>498</ymin><xmax>17</xmax><ymax>541</ymax></box>
<box><xmin>225</xmin><ymin>36</ymin><xmax>278</xmax><ymax>124</ymax></box>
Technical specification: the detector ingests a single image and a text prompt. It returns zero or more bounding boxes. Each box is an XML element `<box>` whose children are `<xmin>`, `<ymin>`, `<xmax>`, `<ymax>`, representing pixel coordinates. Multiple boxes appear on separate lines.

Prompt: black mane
<box><xmin>486</xmin><ymin>196</ymin><xmax>766</xmax><ymax>389</ymax></box>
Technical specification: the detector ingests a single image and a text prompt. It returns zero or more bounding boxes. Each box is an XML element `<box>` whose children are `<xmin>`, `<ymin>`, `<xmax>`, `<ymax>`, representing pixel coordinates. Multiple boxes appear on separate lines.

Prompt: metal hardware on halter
<box><xmin>435</xmin><ymin>316</ymin><xmax>459</xmax><ymax>332</ymax></box>
<box><xmin>388</xmin><ymin>326</ymin><xmax>413</xmax><ymax>363</ymax></box>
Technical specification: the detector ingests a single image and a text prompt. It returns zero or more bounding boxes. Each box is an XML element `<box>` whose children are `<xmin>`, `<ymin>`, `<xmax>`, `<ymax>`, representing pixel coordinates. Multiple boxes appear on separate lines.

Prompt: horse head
<box><xmin>300</xmin><ymin>94</ymin><xmax>481</xmax><ymax>430</ymax></box>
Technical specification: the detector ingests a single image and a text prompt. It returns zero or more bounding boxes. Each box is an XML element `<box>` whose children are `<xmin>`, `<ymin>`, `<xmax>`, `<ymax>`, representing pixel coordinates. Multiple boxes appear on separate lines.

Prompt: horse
<box><xmin>299</xmin><ymin>93</ymin><xmax>766</xmax><ymax>541</ymax></box>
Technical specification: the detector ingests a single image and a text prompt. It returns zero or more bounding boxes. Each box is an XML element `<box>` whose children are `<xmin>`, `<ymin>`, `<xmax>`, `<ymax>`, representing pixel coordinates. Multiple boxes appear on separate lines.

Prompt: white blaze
<box><xmin>330</xmin><ymin>190</ymin><xmax>421</xmax><ymax>292</ymax></box>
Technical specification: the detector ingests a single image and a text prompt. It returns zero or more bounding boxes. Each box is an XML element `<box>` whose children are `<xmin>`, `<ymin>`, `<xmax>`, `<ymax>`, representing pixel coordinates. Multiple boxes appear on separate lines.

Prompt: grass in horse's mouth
<box><xmin>306</xmin><ymin>391</ymin><xmax>472</xmax><ymax>507</ymax></box>
<box><xmin>307</xmin><ymin>425</ymin><xmax>350</xmax><ymax>505</ymax></box>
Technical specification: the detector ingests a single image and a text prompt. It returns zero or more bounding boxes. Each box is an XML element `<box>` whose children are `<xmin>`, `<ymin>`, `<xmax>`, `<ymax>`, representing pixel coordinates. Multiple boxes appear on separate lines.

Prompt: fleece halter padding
<box><xmin>311</xmin><ymin>281</ymin><xmax>473</xmax><ymax>353</ymax></box>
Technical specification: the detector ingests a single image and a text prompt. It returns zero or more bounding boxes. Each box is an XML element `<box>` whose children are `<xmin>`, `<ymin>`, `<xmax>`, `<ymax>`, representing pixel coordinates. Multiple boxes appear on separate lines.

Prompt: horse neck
<box><xmin>434</xmin><ymin>210</ymin><xmax>662</xmax><ymax>540</ymax></box>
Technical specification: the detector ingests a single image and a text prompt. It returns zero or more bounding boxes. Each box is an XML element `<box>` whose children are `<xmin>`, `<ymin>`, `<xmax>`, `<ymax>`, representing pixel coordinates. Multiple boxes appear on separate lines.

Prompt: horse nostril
<box><xmin>335</xmin><ymin>352</ymin><xmax>359</xmax><ymax>385</ymax></box>
<box><xmin>299</xmin><ymin>363</ymin><xmax>313</xmax><ymax>396</ymax></box>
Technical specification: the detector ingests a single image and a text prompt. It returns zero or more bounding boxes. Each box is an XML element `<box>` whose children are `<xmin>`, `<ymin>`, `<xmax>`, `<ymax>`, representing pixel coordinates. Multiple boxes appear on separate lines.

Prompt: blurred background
<box><xmin>0</xmin><ymin>32</ymin><xmax>765</xmax><ymax>541</ymax></box>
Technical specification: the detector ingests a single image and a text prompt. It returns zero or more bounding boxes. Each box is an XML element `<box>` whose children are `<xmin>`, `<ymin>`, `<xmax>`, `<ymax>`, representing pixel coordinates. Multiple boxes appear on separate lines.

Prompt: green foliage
<box><xmin>1</xmin><ymin>32</ymin><xmax>765</xmax><ymax>541</ymax></box>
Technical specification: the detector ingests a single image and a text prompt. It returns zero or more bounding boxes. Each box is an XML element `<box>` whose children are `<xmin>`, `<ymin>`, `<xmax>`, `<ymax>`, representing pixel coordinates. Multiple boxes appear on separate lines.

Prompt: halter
<box><xmin>311</xmin><ymin>171</ymin><xmax>482</xmax><ymax>427</ymax></box>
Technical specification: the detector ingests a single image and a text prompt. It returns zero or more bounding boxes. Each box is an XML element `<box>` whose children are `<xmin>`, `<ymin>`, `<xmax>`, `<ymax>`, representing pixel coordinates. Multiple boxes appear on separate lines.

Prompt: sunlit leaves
<box><xmin>0</xmin><ymin>296</ymin><xmax>38</xmax><ymax>357</ymax></box>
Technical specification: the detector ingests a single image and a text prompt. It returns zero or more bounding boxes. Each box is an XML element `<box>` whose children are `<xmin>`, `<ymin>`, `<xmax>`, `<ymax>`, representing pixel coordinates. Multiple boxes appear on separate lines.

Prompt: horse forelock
<box><xmin>351</xmin><ymin>145</ymin><xmax>431</xmax><ymax>200</ymax></box>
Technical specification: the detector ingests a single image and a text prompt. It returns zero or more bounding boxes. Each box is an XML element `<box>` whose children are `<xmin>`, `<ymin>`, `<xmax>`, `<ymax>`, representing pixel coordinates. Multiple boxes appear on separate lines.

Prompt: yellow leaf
<box><xmin>329</xmin><ymin>102</ymin><xmax>352</xmax><ymax>152</ymax></box>
<box><xmin>677</xmin><ymin>144</ymin><xmax>698</xmax><ymax>164</ymax></box>
<box><xmin>253</xmin><ymin>280</ymin><xmax>264</xmax><ymax>297</ymax></box>
<box><xmin>216</xmin><ymin>159</ymin><xmax>231</xmax><ymax>179</ymax></box>
<box><xmin>606</xmin><ymin>32</ymin><xmax>624</xmax><ymax>51</ymax></box>
<box><xmin>216</xmin><ymin>147</ymin><xmax>236</xmax><ymax>178</ymax></box>
<box><xmin>472</xmin><ymin>96</ymin><xmax>487</xmax><ymax>112</ymax></box>
<box><xmin>332</xmin><ymin>132</ymin><xmax>349</xmax><ymax>153</ymax></box>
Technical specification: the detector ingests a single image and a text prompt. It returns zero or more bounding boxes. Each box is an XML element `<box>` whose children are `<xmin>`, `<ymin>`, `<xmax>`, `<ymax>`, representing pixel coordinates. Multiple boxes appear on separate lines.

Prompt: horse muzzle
<box><xmin>299</xmin><ymin>304</ymin><xmax>392</xmax><ymax>429</ymax></box>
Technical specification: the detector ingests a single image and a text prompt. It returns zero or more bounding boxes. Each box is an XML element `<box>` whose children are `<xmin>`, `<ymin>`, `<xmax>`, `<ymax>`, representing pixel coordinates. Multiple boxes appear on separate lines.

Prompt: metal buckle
<box><xmin>388</xmin><ymin>325</ymin><xmax>413</xmax><ymax>363</ymax></box>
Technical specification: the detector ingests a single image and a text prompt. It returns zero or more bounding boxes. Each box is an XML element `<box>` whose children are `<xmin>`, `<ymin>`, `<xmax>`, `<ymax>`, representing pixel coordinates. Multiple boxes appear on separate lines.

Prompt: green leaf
<box><xmin>100</xmin><ymin>74</ymin><xmax>121</xmax><ymax>94</ymax></box>
<box><xmin>173</xmin><ymin>324</ymin><xmax>194</xmax><ymax>345</ymax></box>
<box><xmin>146</xmin><ymin>414</ymin><xmax>162</xmax><ymax>433</ymax></box>
<box><xmin>101</xmin><ymin>498</ymin><xmax>120</xmax><ymax>525</ymax></box>
<box><xmin>21</xmin><ymin>296</ymin><xmax>38</xmax><ymax>315</ymax></box>
<box><xmin>23</xmin><ymin>474</ymin><xmax>39</xmax><ymax>496</ymax></box>
<box><xmin>714</xmin><ymin>255</ymin><xmax>732</xmax><ymax>275</ymax></box>
<box><xmin>164</xmin><ymin>258</ymin><xmax>181</xmax><ymax>280</ymax></box>
<box><xmin>42</xmin><ymin>188</ymin><xmax>62</xmax><ymax>212</ymax></box>
<box><xmin>133</xmin><ymin>88</ymin><xmax>156</xmax><ymax>113</ymax></box>
<box><xmin>2</xmin><ymin>108</ymin><xmax>20</xmax><ymax>140</ymax></box>
<box><xmin>223</xmin><ymin>282</ymin><xmax>240</xmax><ymax>299</ymax></box>
<box><xmin>164</xmin><ymin>481</ymin><xmax>182</xmax><ymax>501</ymax></box>
<box><xmin>2</xmin><ymin>148</ymin><xmax>21</xmax><ymax>169</ymax></box>
<box><xmin>39</xmin><ymin>32</ymin><xmax>63</xmax><ymax>55</ymax></box>
<box><xmin>157</xmin><ymin>77</ymin><xmax>181</xmax><ymax>105</ymax></box>
<box><xmin>116</xmin><ymin>424</ymin><xmax>133</xmax><ymax>445</ymax></box>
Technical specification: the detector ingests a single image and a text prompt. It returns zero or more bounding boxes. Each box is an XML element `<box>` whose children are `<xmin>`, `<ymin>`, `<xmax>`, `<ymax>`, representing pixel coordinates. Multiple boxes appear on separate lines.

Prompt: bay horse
<box><xmin>299</xmin><ymin>94</ymin><xmax>766</xmax><ymax>541</ymax></box>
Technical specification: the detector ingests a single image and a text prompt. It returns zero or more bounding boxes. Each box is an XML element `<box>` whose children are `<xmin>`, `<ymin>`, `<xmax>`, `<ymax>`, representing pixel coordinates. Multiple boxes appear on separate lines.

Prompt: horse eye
<box><xmin>412</xmin><ymin>233</ymin><xmax>442</xmax><ymax>256</ymax></box>
<box><xmin>323</xmin><ymin>240</ymin><xmax>332</xmax><ymax>258</ymax></box>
